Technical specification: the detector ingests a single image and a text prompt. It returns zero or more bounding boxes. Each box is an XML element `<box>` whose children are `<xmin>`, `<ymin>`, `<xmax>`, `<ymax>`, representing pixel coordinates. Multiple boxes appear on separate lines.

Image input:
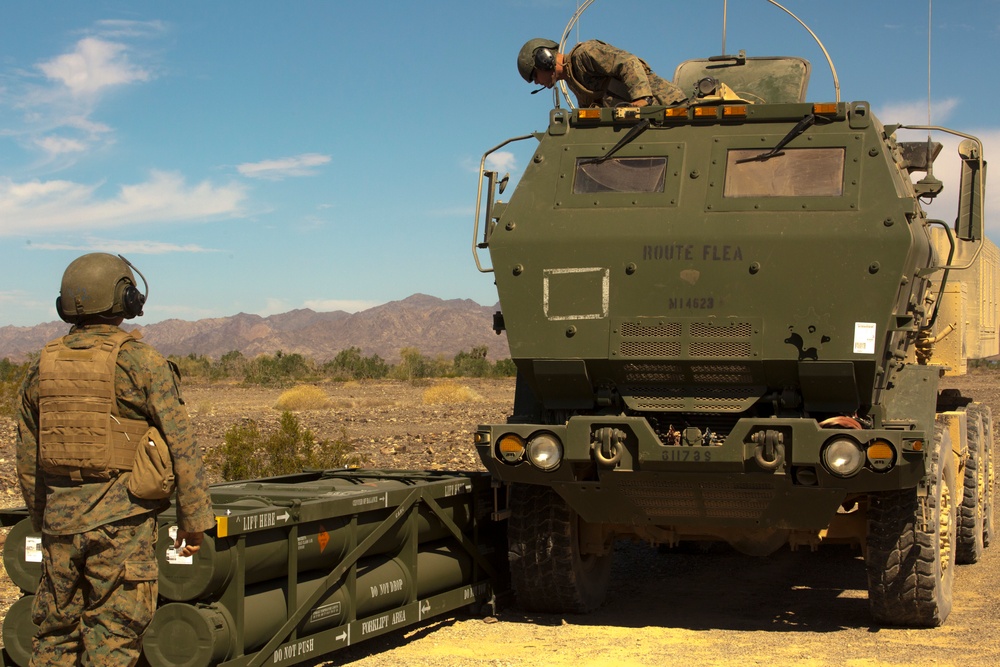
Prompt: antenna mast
<box><xmin>722</xmin><ymin>0</ymin><xmax>728</xmax><ymax>55</ymax></box>
<box><xmin>927</xmin><ymin>0</ymin><xmax>933</xmax><ymax>126</ymax></box>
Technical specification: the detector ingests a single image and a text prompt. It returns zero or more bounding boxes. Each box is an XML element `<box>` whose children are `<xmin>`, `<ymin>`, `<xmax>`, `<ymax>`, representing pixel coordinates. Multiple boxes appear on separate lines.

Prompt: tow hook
<box><xmin>751</xmin><ymin>430</ymin><xmax>786</xmax><ymax>471</ymax></box>
<box><xmin>591</xmin><ymin>427</ymin><xmax>626</xmax><ymax>467</ymax></box>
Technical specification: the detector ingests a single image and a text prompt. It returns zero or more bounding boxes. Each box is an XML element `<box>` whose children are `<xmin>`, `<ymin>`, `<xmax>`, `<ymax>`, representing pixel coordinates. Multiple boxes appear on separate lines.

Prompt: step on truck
<box><xmin>472</xmin><ymin>2</ymin><xmax>994</xmax><ymax>627</ymax></box>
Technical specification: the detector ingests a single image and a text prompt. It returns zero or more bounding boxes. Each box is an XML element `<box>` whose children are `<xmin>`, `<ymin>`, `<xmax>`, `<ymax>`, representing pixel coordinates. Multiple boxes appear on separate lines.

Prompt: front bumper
<box><xmin>475</xmin><ymin>415</ymin><xmax>927</xmax><ymax>530</ymax></box>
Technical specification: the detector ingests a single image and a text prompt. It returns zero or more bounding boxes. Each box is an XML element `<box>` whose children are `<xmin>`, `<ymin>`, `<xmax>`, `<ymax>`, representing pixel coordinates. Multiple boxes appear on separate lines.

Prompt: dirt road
<box><xmin>1</xmin><ymin>374</ymin><xmax>998</xmax><ymax>666</ymax></box>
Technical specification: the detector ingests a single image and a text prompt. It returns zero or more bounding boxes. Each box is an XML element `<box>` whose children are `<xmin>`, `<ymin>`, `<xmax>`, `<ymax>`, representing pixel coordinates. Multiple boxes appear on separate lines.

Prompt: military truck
<box><xmin>471</xmin><ymin>10</ymin><xmax>993</xmax><ymax>627</ymax></box>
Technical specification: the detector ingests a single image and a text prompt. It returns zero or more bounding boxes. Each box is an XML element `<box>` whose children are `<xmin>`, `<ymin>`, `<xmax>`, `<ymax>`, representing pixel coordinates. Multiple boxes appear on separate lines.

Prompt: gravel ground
<box><xmin>1</xmin><ymin>374</ymin><xmax>999</xmax><ymax>666</ymax></box>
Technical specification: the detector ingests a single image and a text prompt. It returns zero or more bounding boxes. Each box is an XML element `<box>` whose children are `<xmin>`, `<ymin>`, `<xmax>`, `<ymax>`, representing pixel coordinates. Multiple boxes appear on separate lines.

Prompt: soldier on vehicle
<box><xmin>517</xmin><ymin>38</ymin><xmax>686</xmax><ymax>108</ymax></box>
<box><xmin>15</xmin><ymin>253</ymin><xmax>215</xmax><ymax>666</ymax></box>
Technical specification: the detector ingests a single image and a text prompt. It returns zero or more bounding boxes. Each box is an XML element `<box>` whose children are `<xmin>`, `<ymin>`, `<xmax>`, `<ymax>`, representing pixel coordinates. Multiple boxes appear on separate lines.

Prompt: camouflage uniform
<box><xmin>564</xmin><ymin>40</ymin><xmax>686</xmax><ymax>108</ymax></box>
<box><xmin>15</xmin><ymin>323</ymin><xmax>215</xmax><ymax>667</ymax></box>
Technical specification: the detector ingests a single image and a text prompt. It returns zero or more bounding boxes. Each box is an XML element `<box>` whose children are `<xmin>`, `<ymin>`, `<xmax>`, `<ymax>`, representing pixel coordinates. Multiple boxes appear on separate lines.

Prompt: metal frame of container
<box><xmin>0</xmin><ymin>469</ymin><xmax>507</xmax><ymax>667</ymax></box>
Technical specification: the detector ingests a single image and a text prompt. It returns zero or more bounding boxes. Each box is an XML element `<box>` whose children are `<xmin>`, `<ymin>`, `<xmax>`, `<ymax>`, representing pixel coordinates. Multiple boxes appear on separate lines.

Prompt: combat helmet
<box><xmin>56</xmin><ymin>252</ymin><xmax>147</xmax><ymax>323</ymax></box>
<box><xmin>517</xmin><ymin>38</ymin><xmax>559</xmax><ymax>83</ymax></box>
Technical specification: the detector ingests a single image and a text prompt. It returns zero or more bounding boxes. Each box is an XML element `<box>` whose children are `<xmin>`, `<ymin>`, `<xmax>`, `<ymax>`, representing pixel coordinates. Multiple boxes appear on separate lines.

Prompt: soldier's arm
<box><xmin>129</xmin><ymin>346</ymin><xmax>216</xmax><ymax>533</ymax></box>
<box><xmin>14</xmin><ymin>362</ymin><xmax>45</xmax><ymax>531</ymax></box>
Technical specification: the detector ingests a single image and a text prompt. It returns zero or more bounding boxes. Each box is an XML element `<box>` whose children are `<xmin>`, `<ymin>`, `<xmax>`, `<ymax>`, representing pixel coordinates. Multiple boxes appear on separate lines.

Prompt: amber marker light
<box><xmin>497</xmin><ymin>433</ymin><xmax>526</xmax><ymax>463</ymax></box>
<box><xmin>578</xmin><ymin>108</ymin><xmax>601</xmax><ymax>121</ymax></box>
<box><xmin>664</xmin><ymin>107</ymin><xmax>688</xmax><ymax>120</ymax></box>
<box><xmin>813</xmin><ymin>103</ymin><xmax>838</xmax><ymax>115</ymax></box>
<box><xmin>723</xmin><ymin>105</ymin><xmax>748</xmax><ymax>117</ymax></box>
<box><xmin>866</xmin><ymin>439</ymin><xmax>897</xmax><ymax>472</ymax></box>
<box><xmin>693</xmin><ymin>107</ymin><xmax>719</xmax><ymax>118</ymax></box>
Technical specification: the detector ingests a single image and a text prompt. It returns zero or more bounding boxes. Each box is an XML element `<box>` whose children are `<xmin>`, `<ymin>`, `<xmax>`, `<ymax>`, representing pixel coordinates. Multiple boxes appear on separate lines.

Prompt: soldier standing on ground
<box><xmin>517</xmin><ymin>38</ymin><xmax>686</xmax><ymax>108</ymax></box>
<box><xmin>15</xmin><ymin>252</ymin><xmax>215</xmax><ymax>666</ymax></box>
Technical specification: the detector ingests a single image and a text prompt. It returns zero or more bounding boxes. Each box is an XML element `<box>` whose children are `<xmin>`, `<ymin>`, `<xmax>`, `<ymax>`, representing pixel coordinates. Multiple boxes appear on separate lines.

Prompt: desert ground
<box><xmin>1</xmin><ymin>373</ymin><xmax>998</xmax><ymax>666</ymax></box>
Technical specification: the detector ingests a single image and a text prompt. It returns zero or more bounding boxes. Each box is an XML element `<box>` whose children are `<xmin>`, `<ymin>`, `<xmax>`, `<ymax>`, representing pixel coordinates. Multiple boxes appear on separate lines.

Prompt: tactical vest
<box><xmin>38</xmin><ymin>330</ymin><xmax>150</xmax><ymax>481</ymax></box>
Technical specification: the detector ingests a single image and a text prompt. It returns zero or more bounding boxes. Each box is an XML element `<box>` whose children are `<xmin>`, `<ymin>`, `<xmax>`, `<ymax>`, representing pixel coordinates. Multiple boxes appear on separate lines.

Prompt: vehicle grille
<box><xmin>615</xmin><ymin>317</ymin><xmax>758</xmax><ymax>360</ymax></box>
<box><xmin>620</xmin><ymin>480</ymin><xmax>773</xmax><ymax>520</ymax></box>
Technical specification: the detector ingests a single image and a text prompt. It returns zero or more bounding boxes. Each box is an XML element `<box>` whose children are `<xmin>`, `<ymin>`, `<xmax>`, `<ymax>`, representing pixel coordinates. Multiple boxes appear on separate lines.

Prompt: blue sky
<box><xmin>1</xmin><ymin>0</ymin><xmax>998</xmax><ymax>327</ymax></box>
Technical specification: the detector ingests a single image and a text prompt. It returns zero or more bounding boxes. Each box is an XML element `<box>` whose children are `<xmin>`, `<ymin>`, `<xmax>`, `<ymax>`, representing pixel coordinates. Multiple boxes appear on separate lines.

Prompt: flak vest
<box><xmin>38</xmin><ymin>330</ymin><xmax>150</xmax><ymax>481</ymax></box>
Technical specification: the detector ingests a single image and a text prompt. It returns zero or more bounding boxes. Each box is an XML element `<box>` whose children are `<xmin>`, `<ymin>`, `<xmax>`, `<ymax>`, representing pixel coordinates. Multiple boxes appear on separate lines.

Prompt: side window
<box><xmin>574</xmin><ymin>157</ymin><xmax>667</xmax><ymax>194</ymax></box>
<box><xmin>724</xmin><ymin>148</ymin><xmax>845</xmax><ymax>197</ymax></box>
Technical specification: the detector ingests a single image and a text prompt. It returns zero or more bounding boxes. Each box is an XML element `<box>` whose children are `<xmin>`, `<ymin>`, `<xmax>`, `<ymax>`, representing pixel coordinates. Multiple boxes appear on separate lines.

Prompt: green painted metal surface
<box><xmin>472</xmin><ymin>52</ymin><xmax>986</xmax><ymax>541</ymax></box>
<box><xmin>0</xmin><ymin>470</ymin><xmax>506</xmax><ymax>667</ymax></box>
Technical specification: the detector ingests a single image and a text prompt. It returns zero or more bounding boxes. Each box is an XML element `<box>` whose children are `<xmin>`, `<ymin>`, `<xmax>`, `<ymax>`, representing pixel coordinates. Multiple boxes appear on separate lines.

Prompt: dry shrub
<box><xmin>327</xmin><ymin>397</ymin><xmax>360</xmax><ymax>410</ymax></box>
<box><xmin>274</xmin><ymin>384</ymin><xmax>330</xmax><ymax>411</ymax></box>
<box><xmin>207</xmin><ymin>411</ymin><xmax>361</xmax><ymax>481</ymax></box>
<box><xmin>422</xmin><ymin>381</ymin><xmax>482</xmax><ymax>405</ymax></box>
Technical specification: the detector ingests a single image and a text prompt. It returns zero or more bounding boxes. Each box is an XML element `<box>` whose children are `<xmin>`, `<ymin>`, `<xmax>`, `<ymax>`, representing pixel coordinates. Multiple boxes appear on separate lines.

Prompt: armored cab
<box><xmin>472</xmin><ymin>42</ymin><xmax>992</xmax><ymax>626</ymax></box>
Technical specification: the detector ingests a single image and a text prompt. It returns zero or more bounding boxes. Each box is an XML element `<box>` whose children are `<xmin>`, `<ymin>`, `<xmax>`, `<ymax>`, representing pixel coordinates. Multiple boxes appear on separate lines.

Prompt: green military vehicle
<box><xmin>471</xmin><ymin>7</ymin><xmax>993</xmax><ymax>627</ymax></box>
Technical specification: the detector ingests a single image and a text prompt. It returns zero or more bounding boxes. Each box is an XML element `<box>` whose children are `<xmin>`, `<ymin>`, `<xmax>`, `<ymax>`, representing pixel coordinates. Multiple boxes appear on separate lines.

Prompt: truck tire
<box><xmin>865</xmin><ymin>421</ymin><xmax>956</xmax><ymax>627</ymax></box>
<box><xmin>957</xmin><ymin>405</ymin><xmax>987</xmax><ymax>563</ymax></box>
<box><xmin>507</xmin><ymin>483</ymin><xmax>612</xmax><ymax>613</ymax></box>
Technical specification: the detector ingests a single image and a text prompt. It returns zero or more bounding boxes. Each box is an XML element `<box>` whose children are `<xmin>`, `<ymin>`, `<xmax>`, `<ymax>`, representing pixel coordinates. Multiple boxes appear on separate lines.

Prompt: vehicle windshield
<box><xmin>724</xmin><ymin>148</ymin><xmax>845</xmax><ymax>197</ymax></box>
<box><xmin>574</xmin><ymin>157</ymin><xmax>667</xmax><ymax>194</ymax></box>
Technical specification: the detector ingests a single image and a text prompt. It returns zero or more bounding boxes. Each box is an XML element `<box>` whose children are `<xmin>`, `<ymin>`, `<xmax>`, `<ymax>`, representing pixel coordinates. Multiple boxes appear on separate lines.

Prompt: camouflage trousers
<box><xmin>31</xmin><ymin>513</ymin><xmax>158</xmax><ymax>667</ymax></box>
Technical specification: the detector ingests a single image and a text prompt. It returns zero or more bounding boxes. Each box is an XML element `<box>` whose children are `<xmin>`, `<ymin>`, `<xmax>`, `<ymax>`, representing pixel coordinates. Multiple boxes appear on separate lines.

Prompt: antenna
<box><xmin>722</xmin><ymin>0</ymin><xmax>728</xmax><ymax>55</ymax></box>
<box><xmin>556</xmin><ymin>0</ymin><xmax>597</xmax><ymax>109</ymax></box>
<box><xmin>767</xmin><ymin>0</ymin><xmax>841</xmax><ymax>102</ymax></box>
<box><xmin>927</xmin><ymin>0</ymin><xmax>932</xmax><ymax>126</ymax></box>
<box><xmin>917</xmin><ymin>0</ymin><xmax>942</xmax><ymax>197</ymax></box>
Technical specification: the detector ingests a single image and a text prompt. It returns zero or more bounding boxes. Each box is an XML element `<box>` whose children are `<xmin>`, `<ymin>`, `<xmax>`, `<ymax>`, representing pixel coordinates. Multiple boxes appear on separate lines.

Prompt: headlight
<box><xmin>527</xmin><ymin>432</ymin><xmax>563</xmax><ymax>471</ymax></box>
<box><xmin>822</xmin><ymin>437</ymin><xmax>865</xmax><ymax>477</ymax></box>
<box><xmin>496</xmin><ymin>434</ymin><xmax>525</xmax><ymax>464</ymax></box>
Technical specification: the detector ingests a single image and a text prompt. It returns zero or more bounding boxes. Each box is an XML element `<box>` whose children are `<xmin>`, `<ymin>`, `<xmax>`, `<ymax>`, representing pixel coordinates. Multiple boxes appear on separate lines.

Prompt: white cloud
<box><xmin>38</xmin><ymin>37</ymin><xmax>150</xmax><ymax>96</ymax></box>
<box><xmin>259</xmin><ymin>297</ymin><xmax>292</xmax><ymax>317</ymax></box>
<box><xmin>0</xmin><ymin>290</ymin><xmax>49</xmax><ymax>313</ymax></box>
<box><xmin>1</xmin><ymin>30</ymin><xmax>156</xmax><ymax>169</ymax></box>
<box><xmin>0</xmin><ymin>171</ymin><xmax>247</xmax><ymax>236</ymax></box>
<box><xmin>237</xmin><ymin>153</ymin><xmax>331</xmax><ymax>180</ymax></box>
<box><xmin>485</xmin><ymin>151</ymin><xmax>517</xmax><ymax>173</ymax></box>
<box><xmin>35</xmin><ymin>135</ymin><xmax>87</xmax><ymax>155</ymax></box>
<box><xmin>92</xmin><ymin>20</ymin><xmax>167</xmax><ymax>39</ymax></box>
<box><xmin>25</xmin><ymin>237</ymin><xmax>221</xmax><ymax>254</ymax></box>
<box><xmin>303</xmin><ymin>299</ymin><xmax>381</xmax><ymax>313</ymax></box>
<box><xmin>874</xmin><ymin>98</ymin><xmax>959</xmax><ymax>126</ymax></box>
<box><xmin>897</xmin><ymin>126</ymin><xmax>1000</xmax><ymax>241</ymax></box>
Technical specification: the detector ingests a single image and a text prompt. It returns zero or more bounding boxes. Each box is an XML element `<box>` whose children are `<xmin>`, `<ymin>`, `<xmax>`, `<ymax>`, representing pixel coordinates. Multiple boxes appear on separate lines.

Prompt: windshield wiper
<box><xmin>736</xmin><ymin>113</ymin><xmax>818</xmax><ymax>164</ymax></box>
<box><xmin>582</xmin><ymin>118</ymin><xmax>652</xmax><ymax>165</ymax></box>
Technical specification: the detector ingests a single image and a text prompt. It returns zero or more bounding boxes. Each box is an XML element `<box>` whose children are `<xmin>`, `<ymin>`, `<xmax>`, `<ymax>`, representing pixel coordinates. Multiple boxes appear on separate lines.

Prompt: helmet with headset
<box><xmin>517</xmin><ymin>38</ymin><xmax>559</xmax><ymax>83</ymax></box>
<box><xmin>56</xmin><ymin>253</ymin><xmax>148</xmax><ymax>323</ymax></box>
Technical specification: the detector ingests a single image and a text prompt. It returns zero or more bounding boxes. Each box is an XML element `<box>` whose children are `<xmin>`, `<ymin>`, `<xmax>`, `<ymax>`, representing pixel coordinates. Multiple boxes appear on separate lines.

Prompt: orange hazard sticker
<box><xmin>317</xmin><ymin>527</ymin><xmax>329</xmax><ymax>552</ymax></box>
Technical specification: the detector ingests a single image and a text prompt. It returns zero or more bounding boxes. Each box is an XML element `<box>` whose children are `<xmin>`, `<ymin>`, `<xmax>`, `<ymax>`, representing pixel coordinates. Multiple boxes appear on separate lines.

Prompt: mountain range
<box><xmin>0</xmin><ymin>294</ymin><xmax>510</xmax><ymax>363</ymax></box>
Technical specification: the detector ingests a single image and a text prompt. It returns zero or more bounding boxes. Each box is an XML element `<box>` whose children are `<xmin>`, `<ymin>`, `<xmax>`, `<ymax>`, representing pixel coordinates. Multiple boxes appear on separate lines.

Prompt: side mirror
<box><xmin>955</xmin><ymin>138</ymin><xmax>986</xmax><ymax>242</ymax></box>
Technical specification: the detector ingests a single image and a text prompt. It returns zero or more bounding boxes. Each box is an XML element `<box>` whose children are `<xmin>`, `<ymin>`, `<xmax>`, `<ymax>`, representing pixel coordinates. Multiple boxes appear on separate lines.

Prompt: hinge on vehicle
<box><xmin>490</xmin><ymin>479</ymin><xmax>511</xmax><ymax>521</ymax></box>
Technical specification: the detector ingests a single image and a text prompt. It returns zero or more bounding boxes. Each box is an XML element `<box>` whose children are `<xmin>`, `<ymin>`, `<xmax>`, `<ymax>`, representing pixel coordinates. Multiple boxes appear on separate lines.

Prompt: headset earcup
<box><xmin>115</xmin><ymin>278</ymin><xmax>144</xmax><ymax>319</ymax></box>
<box><xmin>535</xmin><ymin>47</ymin><xmax>556</xmax><ymax>72</ymax></box>
<box><xmin>121</xmin><ymin>284</ymin><xmax>145</xmax><ymax>319</ymax></box>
